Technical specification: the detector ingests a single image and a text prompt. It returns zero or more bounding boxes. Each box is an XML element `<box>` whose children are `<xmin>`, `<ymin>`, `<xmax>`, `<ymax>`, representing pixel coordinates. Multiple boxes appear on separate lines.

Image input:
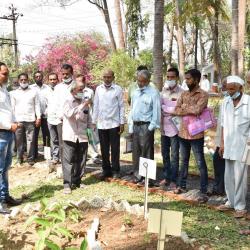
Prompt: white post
<box><xmin>143</xmin><ymin>162</ymin><xmax>149</xmax><ymax>219</ymax></box>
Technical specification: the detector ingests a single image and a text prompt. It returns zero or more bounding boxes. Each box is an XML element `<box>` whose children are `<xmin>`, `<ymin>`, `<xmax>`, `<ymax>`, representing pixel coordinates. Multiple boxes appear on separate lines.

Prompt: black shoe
<box><xmin>99</xmin><ymin>172</ymin><xmax>112</xmax><ymax>180</ymax></box>
<box><xmin>0</xmin><ymin>202</ymin><xmax>10</xmax><ymax>214</ymax></box>
<box><xmin>5</xmin><ymin>196</ymin><xmax>22</xmax><ymax>206</ymax></box>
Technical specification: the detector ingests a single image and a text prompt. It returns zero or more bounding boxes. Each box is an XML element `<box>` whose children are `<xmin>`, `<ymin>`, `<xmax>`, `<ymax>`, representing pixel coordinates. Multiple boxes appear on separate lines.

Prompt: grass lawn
<box><xmin>10</xmin><ymin>174</ymin><xmax>250</xmax><ymax>250</ymax></box>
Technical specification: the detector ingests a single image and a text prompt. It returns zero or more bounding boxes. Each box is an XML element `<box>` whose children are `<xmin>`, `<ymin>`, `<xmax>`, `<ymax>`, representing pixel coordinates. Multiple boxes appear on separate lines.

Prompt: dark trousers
<box><xmin>212</xmin><ymin>147</ymin><xmax>225</xmax><ymax>194</ymax></box>
<box><xmin>132</xmin><ymin>124</ymin><xmax>154</xmax><ymax>179</ymax></box>
<box><xmin>57</xmin><ymin>123</ymin><xmax>63</xmax><ymax>161</ymax></box>
<box><xmin>62</xmin><ymin>140</ymin><xmax>88</xmax><ymax>188</ymax></box>
<box><xmin>98</xmin><ymin>127</ymin><xmax>120</xmax><ymax>174</ymax></box>
<box><xmin>178</xmin><ymin>137</ymin><xmax>208</xmax><ymax>193</ymax></box>
<box><xmin>34</xmin><ymin>117</ymin><xmax>50</xmax><ymax>159</ymax></box>
<box><xmin>48</xmin><ymin>123</ymin><xmax>60</xmax><ymax>161</ymax></box>
<box><xmin>15</xmin><ymin>121</ymin><xmax>35</xmax><ymax>161</ymax></box>
<box><xmin>161</xmin><ymin>135</ymin><xmax>179</xmax><ymax>183</ymax></box>
<box><xmin>0</xmin><ymin>131</ymin><xmax>13</xmax><ymax>201</ymax></box>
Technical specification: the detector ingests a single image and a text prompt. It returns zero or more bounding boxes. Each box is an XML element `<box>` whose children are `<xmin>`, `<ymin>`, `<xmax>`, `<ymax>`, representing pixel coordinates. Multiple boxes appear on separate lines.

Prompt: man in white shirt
<box><xmin>218</xmin><ymin>76</ymin><xmax>250</xmax><ymax>218</ymax></box>
<box><xmin>47</xmin><ymin>73</ymin><xmax>60</xmax><ymax>164</ymax></box>
<box><xmin>200</xmin><ymin>74</ymin><xmax>210</xmax><ymax>92</ymax></box>
<box><xmin>31</xmin><ymin>71</ymin><xmax>51</xmax><ymax>159</ymax></box>
<box><xmin>62</xmin><ymin>81</ymin><xmax>92</xmax><ymax>194</ymax></box>
<box><xmin>92</xmin><ymin>69</ymin><xmax>125</xmax><ymax>179</ymax></box>
<box><xmin>0</xmin><ymin>62</ymin><xmax>22</xmax><ymax>214</ymax></box>
<box><xmin>54</xmin><ymin>64</ymin><xmax>74</xmax><ymax>160</ymax></box>
<box><xmin>11</xmin><ymin>73</ymin><xmax>41</xmax><ymax>164</ymax></box>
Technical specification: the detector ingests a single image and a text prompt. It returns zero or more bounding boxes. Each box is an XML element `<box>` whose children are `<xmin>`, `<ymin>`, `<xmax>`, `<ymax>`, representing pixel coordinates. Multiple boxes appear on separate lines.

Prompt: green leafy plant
<box><xmin>25</xmin><ymin>199</ymin><xmax>87</xmax><ymax>250</ymax></box>
<box><xmin>123</xmin><ymin>214</ymin><xmax>133</xmax><ymax>227</ymax></box>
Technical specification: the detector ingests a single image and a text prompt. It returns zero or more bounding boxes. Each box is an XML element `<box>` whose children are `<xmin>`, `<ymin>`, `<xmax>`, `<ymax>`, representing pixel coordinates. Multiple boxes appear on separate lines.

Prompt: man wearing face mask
<box><xmin>31</xmin><ymin>71</ymin><xmax>51</xmax><ymax>159</ymax></box>
<box><xmin>92</xmin><ymin>69</ymin><xmax>125</xmax><ymax>179</ymax></box>
<box><xmin>217</xmin><ymin>76</ymin><xmax>250</xmax><ymax>218</ymax></box>
<box><xmin>129</xmin><ymin>70</ymin><xmax>160</xmax><ymax>185</ymax></box>
<box><xmin>62</xmin><ymin>81</ymin><xmax>91</xmax><ymax>194</ymax></box>
<box><xmin>0</xmin><ymin>62</ymin><xmax>23</xmax><ymax>213</ymax></box>
<box><xmin>173</xmin><ymin>69</ymin><xmax>209</xmax><ymax>202</ymax></box>
<box><xmin>47</xmin><ymin>73</ymin><xmax>60</xmax><ymax>165</ymax></box>
<box><xmin>54</xmin><ymin>64</ymin><xmax>74</xmax><ymax>163</ymax></box>
<box><xmin>160</xmin><ymin>68</ymin><xmax>183</xmax><ymax>189</ymax></box>
<box><xmin>11</xmin><ymin>73</ymin><xmax>41</xmax><ymax>165</ymax></box>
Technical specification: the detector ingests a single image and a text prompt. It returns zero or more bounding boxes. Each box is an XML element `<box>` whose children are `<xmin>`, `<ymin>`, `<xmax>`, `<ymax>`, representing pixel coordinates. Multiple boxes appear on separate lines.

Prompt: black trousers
<box><xmin>34</xmin><ymin>117</ymin><xmax>50</xmax><ymax>159</ymax></box>
<box><xmin>62</xmin><ymin>140</ymin><xmax>88</xmax><ymax>188</ymax></box>
<box><xmin>212</xmin><ymin>147</ymin><xmax>225</xmax><ymax>194</ymax></box>
<box><xmin>98</xmin><ymin>127</ymin><xmax>120</xmax><ymax>174</ymax></box>
<box><xmin>56</xmin><ymin>123</ymin><xmax>63</xmax><ymax>162</ymax></box>
<box><xmin>132</xmin><ymin>123</ymin><xmax>154</xmax><ymax>179</ymax></box>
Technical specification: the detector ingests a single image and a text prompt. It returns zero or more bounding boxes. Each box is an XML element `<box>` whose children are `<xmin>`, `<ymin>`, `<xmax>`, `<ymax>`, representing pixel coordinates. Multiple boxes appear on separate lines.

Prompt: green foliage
<box><xmin>25</xmin><ymin>198</ymin><xmax>86</xmax><ymax>250</ymax></box>
<box><xmin>125</xmin><ymin>0</ymin><xmax>149</xmax><ymax>55</ymax></box>
<box><xmin>137</xmin><ymin>49</ymin><xmax>153</xmax><ymax>72</ymax></box>
<box><xmin>90</xmin><ymin>50</ymin><xmax>139</xmax><ymax>87</ymax></box>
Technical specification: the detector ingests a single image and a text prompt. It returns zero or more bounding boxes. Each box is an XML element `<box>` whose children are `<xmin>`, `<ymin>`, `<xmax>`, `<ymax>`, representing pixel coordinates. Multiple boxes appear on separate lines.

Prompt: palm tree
<box><xmin>153</xmin><ymin>0</ymin><xmax>165</xmax><ymax>90</ymax></box>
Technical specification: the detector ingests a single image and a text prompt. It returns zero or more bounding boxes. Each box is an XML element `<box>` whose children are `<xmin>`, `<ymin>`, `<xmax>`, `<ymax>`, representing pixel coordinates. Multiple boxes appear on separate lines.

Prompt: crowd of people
<box><xmin>0</xmin><ymin>61</ymin><xmax>250</xmax><ymax>220</ymax></box>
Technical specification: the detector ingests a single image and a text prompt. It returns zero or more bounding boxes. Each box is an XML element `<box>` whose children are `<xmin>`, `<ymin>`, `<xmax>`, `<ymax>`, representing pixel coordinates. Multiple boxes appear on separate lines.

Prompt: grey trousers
<box><xmin>48</xmin><ymin>123</ymin><xmax>60</xmax><ymax>161</ymax></box>
<box><xmin>225</xmin><ymin>160</ymin><xmax>248</xmax><ymax>211</ymax></box>
<box><xmin>132</xmin><ymin>123</ymin><xmax>154</xmax><ymax>179</ymax></box>
<box><xmin>15</xmin><ymin>121</ymin><xmax>35</xmax><ymax>161</ymax></box>
<box><xmin>57</xmin><ymin>123</ymin><xmax>63</xmax><ymax>162</ymax></box>
<box><xmin>62</xmin><ymin>140</ymin><xmax>88</xmax><ymax>188</ymax></box>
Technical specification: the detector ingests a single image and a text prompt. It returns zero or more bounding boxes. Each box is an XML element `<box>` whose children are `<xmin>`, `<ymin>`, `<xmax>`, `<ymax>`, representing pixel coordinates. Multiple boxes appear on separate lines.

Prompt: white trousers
<box><xmin>225</xmin><ymin>160</ymin><xmax>248</xmax><ymax>210</ymax></box>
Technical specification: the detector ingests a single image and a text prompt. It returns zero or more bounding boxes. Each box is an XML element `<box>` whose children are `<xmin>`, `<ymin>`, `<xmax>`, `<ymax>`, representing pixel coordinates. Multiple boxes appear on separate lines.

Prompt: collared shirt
<box><xmin>30</xmin><ymin>83</ymin><xmax>52</xmax><ymax>117</ymax></box>
<box><xmin>63</xmin><ymin>95</ymin><xmax>91</xmax><ymax>143</ymax></box>
<box><xmin>200</xmin><ymin>79</ymin><xmax>210</xmax><ymax>92</ymax></box>
<box><xmin>129</xmin><ymin>85</ymin><xmax>161</xmax><ymax>133</ymax></box>
<box><xmin>221</xmin><ymin>94</ymin><xmax>250</xmax><ymax>161</ymax></box>
<box><xmin>128</xmin><ymin>81</ymin><xmax>156</xmax><ymax>104</ymax></box>
<box><xmin>174</xmin><ymin>87</ymin><xmax>208</xmax><ymax>140</ymax></box>
<box><xmin>0</xmin><ymin>85</ymin><xmax>15</xmax><ymax>130</ymax></box>
<box><xmin>47</xmin><ymin>86</ymin><xmax>61</xmax><ymax>125</ymax></box>
<box><xmin>92</xmin><ymin>83</ymin><xmax>125</xmax><ymax>129</ymax></box>
<box><xmin>54</xmin><ymin>82</ymin><xmax>72</xmax><ymax>124</ymax></box>
<box><xmin>10</xmin><ymin>87</ymin><xmax>41</xmax><ymax>122</ymax></box>
<box><xmin>160</xmin><ymin>85</ymin><xmax>184</xmax><ymax>137</ymax></box>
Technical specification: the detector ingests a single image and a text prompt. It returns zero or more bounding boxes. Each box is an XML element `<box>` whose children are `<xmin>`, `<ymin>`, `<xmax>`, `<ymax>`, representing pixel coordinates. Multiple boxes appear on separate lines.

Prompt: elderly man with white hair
<box><xmin>218</xmin><ymin>75</ymin><xmax>250</xmax><ymax>218</ymax></box>
<box><xmin>62</xmin><ymin>81</ymin><xmax>92</xmax><ymax>194</ymax></box>
<box><xmin>129</xmin><ymin>69</ymin><xmax>161</xmax><ymax>185</ymax></box>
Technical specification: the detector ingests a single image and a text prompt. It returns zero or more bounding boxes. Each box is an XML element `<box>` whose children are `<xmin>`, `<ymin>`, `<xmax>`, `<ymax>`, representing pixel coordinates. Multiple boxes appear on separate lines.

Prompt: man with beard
<box><xmin>173</xmin><ymin>69</ymin><xmax>209</xmax><ymax>202</ymax></box>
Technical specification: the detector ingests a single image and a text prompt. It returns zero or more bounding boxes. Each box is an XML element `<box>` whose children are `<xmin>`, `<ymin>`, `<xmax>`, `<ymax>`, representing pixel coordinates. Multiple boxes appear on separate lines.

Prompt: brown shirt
<box><xmin>174</xmin><ymin>87</ymin><xmax>208</xmax><ymax>140</ymax></box>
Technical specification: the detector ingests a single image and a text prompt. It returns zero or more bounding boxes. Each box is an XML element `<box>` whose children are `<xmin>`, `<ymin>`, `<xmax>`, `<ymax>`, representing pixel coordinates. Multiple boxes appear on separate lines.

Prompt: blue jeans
<box><xmin>178</xmin><ymin>137</ymin><xmax>208</xmax><ymax>193</ymax></box>
<box><xmin>161</xmin><ymin>135</ymin><xmax>179</xmax><ymax>183</ymax></box>
<box><xmin>0</xmin><ymin>131</ymin><xmax>14</xmax><ymax>201</ymax></box>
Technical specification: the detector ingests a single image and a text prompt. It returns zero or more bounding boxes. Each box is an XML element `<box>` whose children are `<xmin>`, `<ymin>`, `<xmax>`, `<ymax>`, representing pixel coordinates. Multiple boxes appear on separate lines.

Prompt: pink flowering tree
<box><xmin>24</xmin><ymin>32</ymin><xmax>110</xmax><ymax>82</ymax></box>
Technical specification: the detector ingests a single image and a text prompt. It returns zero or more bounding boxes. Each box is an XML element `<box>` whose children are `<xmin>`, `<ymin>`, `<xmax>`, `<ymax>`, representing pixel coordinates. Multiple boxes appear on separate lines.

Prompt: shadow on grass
<box><xmin>82</xmin><ymin>175</ymin><xmax>102</xmax><ymax>185</ymax></box>
<box><xmin>24</xmin><ymin>184</ymin><xmax>62</xmax><ymax>203</ymax></box>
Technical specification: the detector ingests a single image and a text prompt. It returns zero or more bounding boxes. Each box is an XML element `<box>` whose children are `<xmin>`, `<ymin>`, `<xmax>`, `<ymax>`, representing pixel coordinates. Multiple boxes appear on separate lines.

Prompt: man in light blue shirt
<box><xmin>129</xmin><ymin>70</ymin><xmax>160</xmax><ymax>184</ymax></box>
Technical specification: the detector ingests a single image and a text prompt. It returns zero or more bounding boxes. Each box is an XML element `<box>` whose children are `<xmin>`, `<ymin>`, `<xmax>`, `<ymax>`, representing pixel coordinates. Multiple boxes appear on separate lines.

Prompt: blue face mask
<box><xmin>231</xmin><ymin>91</ymin><xmax>241</xmax><ymax>100</ymax></box>
<box><xmin>75</xmin><ymin>92</ymin><xmax>83</xmax><ymax>100</ymax></box>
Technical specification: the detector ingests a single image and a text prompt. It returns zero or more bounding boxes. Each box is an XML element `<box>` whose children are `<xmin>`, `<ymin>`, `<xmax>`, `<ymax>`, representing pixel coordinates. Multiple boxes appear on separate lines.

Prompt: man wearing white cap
<box><xmin>218</xmin><ymin>75</ymin><xmax>250</xmax><ymax>218</ymax></box>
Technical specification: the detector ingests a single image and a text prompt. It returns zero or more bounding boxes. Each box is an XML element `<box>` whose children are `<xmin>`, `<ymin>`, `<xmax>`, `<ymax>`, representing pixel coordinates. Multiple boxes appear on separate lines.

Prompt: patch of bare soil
<box><xmin>0</xmin><ymin>208</ymin><xmax>196</xmax><ymax>250</ymax></box>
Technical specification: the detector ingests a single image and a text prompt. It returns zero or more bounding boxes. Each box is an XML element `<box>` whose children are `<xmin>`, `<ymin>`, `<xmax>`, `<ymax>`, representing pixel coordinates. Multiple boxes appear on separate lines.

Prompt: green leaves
<box><xmin>54</xmin><ymin>226</ymin><xmax>74</xmax><ymax>239</ymax></box>
<box><xmin>80</xmin><ymin>239</ymin><xmax>88</xmax><ymax>250</ymax></box>
<box><xmin>44</xmin><ymin>239</ymin><xmax>60</xmax><ymax>250</ymax></box>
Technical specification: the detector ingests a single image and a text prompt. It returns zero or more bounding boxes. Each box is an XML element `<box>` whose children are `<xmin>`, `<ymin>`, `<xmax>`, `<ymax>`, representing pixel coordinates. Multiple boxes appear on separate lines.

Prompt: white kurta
<box><xmin>221</xmin><ymin>94</ymin><xmax>250</xmax><ymax>211</ymax></box>
<box><xmin>221</xmin><ymin>94</ymin><xmax>250</xmax><ymax>161</ymax></box>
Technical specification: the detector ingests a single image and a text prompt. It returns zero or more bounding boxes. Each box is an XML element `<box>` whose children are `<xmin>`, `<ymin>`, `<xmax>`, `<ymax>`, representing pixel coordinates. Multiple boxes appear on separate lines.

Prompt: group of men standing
<box><xmin>0</xmin><ymin>60</ymin><xmax>249</xmax><ymax>219</ymax></box>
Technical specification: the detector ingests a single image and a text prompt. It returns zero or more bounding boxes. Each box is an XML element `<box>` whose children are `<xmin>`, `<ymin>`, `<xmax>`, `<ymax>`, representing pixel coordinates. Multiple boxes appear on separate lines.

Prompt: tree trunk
<box><xmin>166</xmin><ymin>20</ymin><xmax>174</xmax><ymax>68</ymax></box>
<box><xmin>175</xmin><ymin>0</ymin><xmax>185</xmax><ymax>81</ymax></box>
<box><xmin>208</xmin><ymin>10</ymin><xmax>222</xmax><ymax>83</ymax></box>
<box><xmin>194</xmin><ymin>23</ymin><xmax>199</xmax><ymax>69</ymax></box>
<box><xmin>103</xmin><ymin>0</ymin><xmax>117</xmax><ymax>51</ymax></box>
<box><xmin>153</xmin><ymin>0</ymin><xmax>164</xmax><ymax>90</ymax></box>
<box><xmin>231</xmin><ymin>0</ymin><xmax>239</xmax><ymax>74</ymax></box>
<box><xmin>238</xmin><ymin>0</ymin><xmax>246</xmax><ymax>77</ymax></box>
<box><xmin>114</xmin><ymin>0</ymin><xmax>125</xmax><ymax>49</ymax></box>
<box><xmin>199</xmin><ymin>29</ymin><xmax>206</xmax><ymax>68</ymax></box>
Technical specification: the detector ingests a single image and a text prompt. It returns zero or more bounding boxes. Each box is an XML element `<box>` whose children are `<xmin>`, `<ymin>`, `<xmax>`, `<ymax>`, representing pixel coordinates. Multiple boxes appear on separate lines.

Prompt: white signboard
<box><xmin>139</xmin><ymin>157</ymin><xmax>156</xmax><ymax>180</ymax></box>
